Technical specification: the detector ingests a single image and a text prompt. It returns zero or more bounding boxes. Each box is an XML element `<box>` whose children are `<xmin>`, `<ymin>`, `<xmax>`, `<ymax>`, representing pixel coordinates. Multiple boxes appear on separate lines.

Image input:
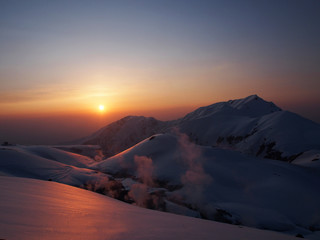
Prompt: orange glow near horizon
<box><xmin>0</xmin><ymin>77</ymin><xmax>319</xmax><ymax>124</ymax></box>
<box><xmin>0</xmin><ymin>61</ymin><xmax>308</xmax><ymax>118</ymax></box>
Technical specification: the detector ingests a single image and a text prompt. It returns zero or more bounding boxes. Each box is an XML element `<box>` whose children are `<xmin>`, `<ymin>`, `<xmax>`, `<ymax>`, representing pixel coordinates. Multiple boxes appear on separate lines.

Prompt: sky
<box><xmin>0</xmin><ymin>0</ymin><xmax>320</xmax><ymax>144</ymax></box>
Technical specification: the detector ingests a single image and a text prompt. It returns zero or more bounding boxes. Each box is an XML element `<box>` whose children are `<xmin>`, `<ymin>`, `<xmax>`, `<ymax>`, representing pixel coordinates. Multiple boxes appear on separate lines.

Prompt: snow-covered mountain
<box><xmin>91</xmin><ymin>133</ymin><xmax>320</xmax><ymax>236</ymax></box>
<box><xmin>80</xmin><ymin>116</ymin><xmax>169</xmax><ymax>157</ymax></box>
<box><xmin>79</xmin><ymin>95</ymin><xmax>320</xmax><ymax>162</ymax></box>
<box><xmin>178</xmin><ymin>95</ymin><xmax>320</xmax><ymax>161</ymax></box>
<box><xmin>0</xmin><ymin>176</ymin><xmax>297</xmax><ymax>240</ymax></box>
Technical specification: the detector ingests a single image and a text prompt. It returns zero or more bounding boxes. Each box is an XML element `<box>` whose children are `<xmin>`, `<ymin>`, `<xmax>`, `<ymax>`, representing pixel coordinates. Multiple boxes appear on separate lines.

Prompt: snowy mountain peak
<box><xmin>228</xmin><ymin>94</ymin><xmax>262</xmax><ymax>108</ymax></box>
<box><xmin>227</xmin><ymin>94</ymin><xmax>281</xmax><ymax>116</ymax></box>
<box><xmin>181</xmin><ymin>95</ymin><xmax>282</xmax><ymax>121</ymax></box>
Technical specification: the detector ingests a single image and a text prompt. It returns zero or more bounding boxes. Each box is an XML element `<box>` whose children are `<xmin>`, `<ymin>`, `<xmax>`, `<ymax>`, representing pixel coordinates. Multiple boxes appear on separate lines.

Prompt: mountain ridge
<box><xmin>78</xmin><ymin>95</ymin><xmax>320</xmax><ymax>162</ymax></box>
<box><xmin>179</xmin><ymin>94</ymin><xmax>281</xmax><ymax>121</ymax></box>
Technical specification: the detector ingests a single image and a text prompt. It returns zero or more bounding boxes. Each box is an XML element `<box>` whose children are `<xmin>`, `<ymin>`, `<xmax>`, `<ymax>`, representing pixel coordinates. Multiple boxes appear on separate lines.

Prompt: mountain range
<box><xmin>80</xmin><ymin>95</ymin><xmax>320</xmax><ymax>164</ymax></box>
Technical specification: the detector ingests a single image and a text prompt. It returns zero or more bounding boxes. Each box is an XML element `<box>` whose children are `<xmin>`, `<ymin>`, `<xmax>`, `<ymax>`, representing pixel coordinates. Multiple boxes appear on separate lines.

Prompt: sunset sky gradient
<box><xmin>1</xmin><ymin>0</ymin><xmax>319</xmax><ymax>144</ymax></box>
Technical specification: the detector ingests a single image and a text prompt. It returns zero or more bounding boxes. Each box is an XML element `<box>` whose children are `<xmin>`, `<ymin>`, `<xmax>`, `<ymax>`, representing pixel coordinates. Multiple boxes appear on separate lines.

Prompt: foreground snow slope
<box><xmin>0</xmin><ymin>176</ymin><xmax>296</xmax><ymax>240</ymax></box>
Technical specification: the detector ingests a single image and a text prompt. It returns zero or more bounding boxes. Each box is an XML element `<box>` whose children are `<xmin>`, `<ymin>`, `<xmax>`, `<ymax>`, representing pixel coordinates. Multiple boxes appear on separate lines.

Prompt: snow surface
<box><xmin>0</xmin><ymin>145</ymin><xmax>108</xmax><ymax>186</ymax></box>
<box><xmin>0</xmin><ymin>176</ymin><xmax>296</xmax><ymax>240</ymax></box>
<box><xmin>93</xmin><ymin>133</ymin><xmax>320</xmax><ymax>236</ymax></box>
<box><xmin>292</xmin><ymin>150</ymin><xmax>320</xmax><ymax>169</ymax></box>
<box><xmin>52</xmin><ymin>144</ymin><xmax>104</xmax><ymax>160</ymax></box>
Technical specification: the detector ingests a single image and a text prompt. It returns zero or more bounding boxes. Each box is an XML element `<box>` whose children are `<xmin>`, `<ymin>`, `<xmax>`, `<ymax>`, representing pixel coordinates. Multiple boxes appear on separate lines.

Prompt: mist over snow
<box><xmin>174</xmin><ymin>128</ymin><xmax>213</xmax><ymax>205</ymax></box>
<box><xmin>128</xmin><ymin>155</ymin><xmax>157</xmax><ymax>207</ymax></box>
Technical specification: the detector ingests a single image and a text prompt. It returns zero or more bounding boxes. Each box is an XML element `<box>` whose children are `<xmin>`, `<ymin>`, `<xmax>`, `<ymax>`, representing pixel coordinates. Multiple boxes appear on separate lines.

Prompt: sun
<box><xmin>98</xmin><ymin>105</ymin><xmax>105</xmax><ymax>111</ymax></box>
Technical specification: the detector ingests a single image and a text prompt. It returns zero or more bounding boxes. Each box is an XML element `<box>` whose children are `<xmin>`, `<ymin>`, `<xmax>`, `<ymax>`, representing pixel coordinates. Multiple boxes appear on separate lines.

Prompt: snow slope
<box><xmin>0</xmin><ymin>145</ymin><xmax>108</xmax><ymax>186</ymax></box>
<box><xmin>18</xmin><ymin>145</ymin><xmax>96</xmax><ymax>167</ymax></box>
<box><xmin>92</xmin><ymin>133</ymin><xmax>320</xmax><ymax>236</ymax></box>
<box><xmin>52</xmin><ymin>144</ymin><xmax>104</xmax><ymax>160</ymax></box>
<box><xmin>79</xmin><ymin>95</ymin><xmax>320</xmax><ymax>162</ymax></box>
<box><xmin>0</xmin><ymin>176</ymin><xmax>296</xmax><ymax>240</ymax></box>
<box><xmin>292</xmin><ymin>150</ymin><xmax>320</xmax><ymax>169</ymax></box>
